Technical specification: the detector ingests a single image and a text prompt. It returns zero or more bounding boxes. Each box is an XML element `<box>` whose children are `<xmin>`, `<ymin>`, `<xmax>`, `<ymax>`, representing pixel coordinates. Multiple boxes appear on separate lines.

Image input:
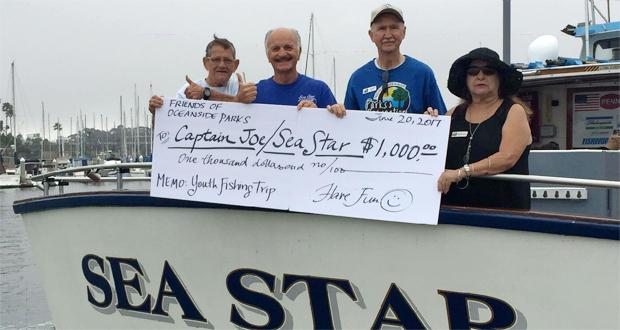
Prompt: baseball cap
<box><xmin>370</xmin><ymin>4</ymin><xmax>404</xmax><ymax>25</ymax></box>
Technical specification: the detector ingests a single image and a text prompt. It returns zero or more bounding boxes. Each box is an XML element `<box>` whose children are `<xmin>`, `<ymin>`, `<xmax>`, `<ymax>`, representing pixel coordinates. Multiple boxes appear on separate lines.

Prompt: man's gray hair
<box><xmin>264</xmin><ymin>28</ymin><xmax>302</xmax><ymax>55</ymax></box>
<box><xmin>206</xmin><ymin>34</ymin><xmax>236</xmax><ymax>59</ymax></box>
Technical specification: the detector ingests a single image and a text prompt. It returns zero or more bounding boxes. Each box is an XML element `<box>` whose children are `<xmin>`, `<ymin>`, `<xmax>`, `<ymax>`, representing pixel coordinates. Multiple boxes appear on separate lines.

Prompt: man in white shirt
<box><xmin>149</xmin><ymin>35</ymin><xmax>256</xmax><ymax>113</ymax></box>
<box><xmin>177</xmin><ymin>35</ymin><xmax>240</xmax><ymax>98</ymax></box>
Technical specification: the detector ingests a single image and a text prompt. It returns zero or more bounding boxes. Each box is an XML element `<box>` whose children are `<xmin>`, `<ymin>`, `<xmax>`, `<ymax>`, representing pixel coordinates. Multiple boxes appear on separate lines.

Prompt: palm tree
<box><xmin>53</xmin><ymin>122</ymin><xmax>63</xmax><ymax>157</ymax></box>
<box><xmin>2</xmin><ymin>102</ymin><xmax>14</xmax><ymax>135</ymax></box>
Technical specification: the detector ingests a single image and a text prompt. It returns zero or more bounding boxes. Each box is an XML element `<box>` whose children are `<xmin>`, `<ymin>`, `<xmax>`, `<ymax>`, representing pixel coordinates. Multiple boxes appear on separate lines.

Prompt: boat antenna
<box><xmin>590</xmin><ymin>0</ymin><xmax>610</xmax><ymax>23</ymax></box>
<box><xmin>584</xmin><ymin>0</ymin><xmax>590</xmax><ymax>59</ymax></box>
<box><xmin>608</xmin><ymin>0</ymin><xmax>611</xmax><ymax>21</ymax></box>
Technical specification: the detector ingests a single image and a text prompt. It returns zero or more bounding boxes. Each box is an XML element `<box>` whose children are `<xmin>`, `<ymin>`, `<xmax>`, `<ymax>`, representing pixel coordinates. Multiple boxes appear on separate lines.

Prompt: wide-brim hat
<box><xmin>447</xmin><ymin>47</ymin><xmax>523</xmax><ymax>99</ymax></box>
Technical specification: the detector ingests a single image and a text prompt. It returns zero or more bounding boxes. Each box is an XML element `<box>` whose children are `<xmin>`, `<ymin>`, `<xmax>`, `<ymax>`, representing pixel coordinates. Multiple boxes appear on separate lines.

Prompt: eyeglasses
<box><xmin>207</xmin><ymin>57</ymin><xmax>235</xmax><ymax>66</ymax></box>
<box><xmin>466</xmin><ymin>66</ymin><xmax>497</xmax><ymax>76</ymax></box>
<box><xmin>382</xmin><ymin>70</ymin><xmax>389</xmax><ymax>92</ymax></box>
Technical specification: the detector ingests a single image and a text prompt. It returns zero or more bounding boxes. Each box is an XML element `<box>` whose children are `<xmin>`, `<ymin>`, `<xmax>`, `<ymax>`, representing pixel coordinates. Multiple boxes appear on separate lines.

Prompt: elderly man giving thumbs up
<box><xmin>148</xmin><ymin>35</ymin><xmax>257</xmax><ymax>114</ymax></box>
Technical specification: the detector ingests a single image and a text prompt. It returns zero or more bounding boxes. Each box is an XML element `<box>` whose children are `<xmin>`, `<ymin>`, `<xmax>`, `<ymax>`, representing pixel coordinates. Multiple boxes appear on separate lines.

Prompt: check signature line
<box><xmin>345</xmin><ymin>169</ymin><xmax>433</xmax><ymax>176</ymax></box>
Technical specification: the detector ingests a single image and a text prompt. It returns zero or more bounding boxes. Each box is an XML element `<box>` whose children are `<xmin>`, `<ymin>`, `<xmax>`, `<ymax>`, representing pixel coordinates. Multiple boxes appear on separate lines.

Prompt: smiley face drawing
<box><xmin>380</xmin><ymin>189</ymin><xmax>413</xmax><ymax>212</ymax></box>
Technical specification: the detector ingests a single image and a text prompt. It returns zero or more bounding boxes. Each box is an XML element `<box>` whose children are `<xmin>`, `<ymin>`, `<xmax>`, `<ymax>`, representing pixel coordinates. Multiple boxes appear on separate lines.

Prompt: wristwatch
<box><xmin>203</xmin><ymin>87</ymin><xmax>212</xmax><ymax>100</ymax></box>
<box><xmin>463</xmin><ymin>164</ymin><xmax>471</xmax><ymax>177</ymax></box>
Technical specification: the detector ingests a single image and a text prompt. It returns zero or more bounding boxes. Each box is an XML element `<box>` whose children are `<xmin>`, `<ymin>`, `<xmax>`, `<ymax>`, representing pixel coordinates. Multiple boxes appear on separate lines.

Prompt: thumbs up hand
<box><xmin>234</xmin><ymin>73</ymin><xmax>257</xmax><ymax>104</ymax></box>
<box><xmin>184</xmin><ymin>75</ymin><xmax>205</xmax><ymax>100</ymax></box>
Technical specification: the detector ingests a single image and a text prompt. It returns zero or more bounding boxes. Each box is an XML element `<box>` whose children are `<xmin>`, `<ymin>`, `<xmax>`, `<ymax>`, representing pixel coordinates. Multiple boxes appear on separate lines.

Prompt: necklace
<box><xmin>463</xmin><ymin>121</ymin><xmax>482</xmax><ymax>165</ymax></box>
<box><xmin>462</xmin><ymin>99</ymin><xmax>500</xmax><ymax>164</ymax></box>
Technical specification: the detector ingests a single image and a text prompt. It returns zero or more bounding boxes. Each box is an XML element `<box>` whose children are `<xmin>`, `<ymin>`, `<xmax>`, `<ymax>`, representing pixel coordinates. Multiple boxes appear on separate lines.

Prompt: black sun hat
<box><xmin>447</xmin><ymin>47</ymin><xmax>523</xmax><ymax>99</ymax></box>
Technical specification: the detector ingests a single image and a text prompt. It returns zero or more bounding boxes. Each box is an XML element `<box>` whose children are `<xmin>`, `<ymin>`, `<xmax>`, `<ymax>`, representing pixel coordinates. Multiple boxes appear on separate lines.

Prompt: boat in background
<box><xmin>515</xmin><ymin>6</ymin><xmax>620</xmax><ymax>219</ymax></box>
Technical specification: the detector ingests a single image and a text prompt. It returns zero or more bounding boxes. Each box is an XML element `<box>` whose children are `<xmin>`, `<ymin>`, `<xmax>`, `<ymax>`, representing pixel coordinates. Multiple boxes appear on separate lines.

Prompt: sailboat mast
<box><xmin>70</xmin><ymin>117</ymin><xmax>72</xmax><ymax>157</ymax></box>
<box><xmin>148</xmin><ymin>83</ymin><xmax>153</xmax><ymax>156</ymax></box>
<box><xmin>332</xmin><ymin>56</ymin><xmax>337</xmax><ymax>99</ymax></box>
<box><xmin>41</xmin><ymin>102</ymin><xmax>45</xmax><ymax>160</ymax></box>
<box><xmin>57</xmin><ymin>117</ymin><xmax>61</xmax><ymax>158</ymax></box>
<box><xmin>123</xmin><ymin>111</ymin><xmax>128</xmax><ymax>160</ymax></box>
<box><xmin>81</xmin><ymin>112</ymin><xmax>86</xmax><ymax>158</ymax></box>
<box><xmin>105</xmin><ymin>116</ymin><xmax>109</xmax><ymax>156</ymax></box>
<box><xmin>120</xmin><ymin>96</ymin><xmax>126</xmax><ymax>159</ymax></box>
<box><xmin>11</xmin><ymin>62</ymin><xmax>16</xmax><ymax>154</ymax></box>
<box><xmin>47</xmin><ymin>113</ymin><xmax>51</xmax><ymax>158</ymax></box>
<box><xmin>145</xmin><ymin>110</ymin><xmax>150</xmax><ymax>156</ymax></box>
<box><xmin>133</xmin><ymin>83</ymin><xmax>138</xmax><ymax>157</ymax></box>
<box><xmin>76</xmin><ymin>115</ymin><xmax>79</xmax><ymax>160</ymax></box>
<box><xmin>137</xmin><ymin>96</ymin><xmax>141</xmax><ymax>157</ymax></box>
<box><xmin>100</xmin><ymin>114</ymin><xmax>104</xmax><ymax>154</ymax></box>
<box><xmin>129</xmin><ymin>107</ymin><xmax>134</xmax><ymax>157</ymax></box>
<box><xmin>304</xmin><ymin>13</ymin><xmax>315</xmax><ymax>77</ymax></box>
<box><xmin>311</xmin><ymin>15</ymin><xmax>315</xmax><ymax>78</ymax></box>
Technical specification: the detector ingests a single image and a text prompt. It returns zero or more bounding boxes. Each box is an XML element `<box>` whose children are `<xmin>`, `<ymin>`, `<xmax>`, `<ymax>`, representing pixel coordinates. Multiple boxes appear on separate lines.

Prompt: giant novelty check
<box><xmin>150</xmin><ymin>99</ymin><xmax>450</xmax><ymax>225</ymax></box>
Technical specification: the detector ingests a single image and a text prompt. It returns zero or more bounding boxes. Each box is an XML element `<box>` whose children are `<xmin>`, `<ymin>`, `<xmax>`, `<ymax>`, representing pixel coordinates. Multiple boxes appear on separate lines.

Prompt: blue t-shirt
<box><xmin>254</xmin><ymin>74</ymin><xmax>337</xmax><ymax>108</ymax></box>
<box><xmin>344</xmin><ymin>56</ymin><xmax>446</xmax><ymax>114</ymax></box>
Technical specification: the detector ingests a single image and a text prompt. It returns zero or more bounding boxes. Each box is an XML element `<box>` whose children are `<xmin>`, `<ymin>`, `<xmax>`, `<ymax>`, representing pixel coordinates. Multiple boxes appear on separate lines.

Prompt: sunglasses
<box><xmin>466</xmin><ymin>66</ymin><xmax>497</xmax><ymax>76</ymax></box>
<box><xmin>382</xmin><ymin>70</ymin><xmax>389</xmax><ymax>91</ymax></box>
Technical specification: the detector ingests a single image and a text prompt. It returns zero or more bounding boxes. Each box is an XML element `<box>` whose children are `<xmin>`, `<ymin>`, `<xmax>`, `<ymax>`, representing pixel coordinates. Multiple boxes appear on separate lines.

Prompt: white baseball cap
<box><xmin>370</xmin><ymin>4</ymin><xmax>404</xmax><ymax>25</ymax></box>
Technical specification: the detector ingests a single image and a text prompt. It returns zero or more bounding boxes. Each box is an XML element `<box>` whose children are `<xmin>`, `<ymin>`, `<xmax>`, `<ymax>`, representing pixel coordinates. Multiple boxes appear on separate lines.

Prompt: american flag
<box><xmin>574</xmin><ymin>94</ymin><xmax>600</xmax><ymax>111</ymax></box>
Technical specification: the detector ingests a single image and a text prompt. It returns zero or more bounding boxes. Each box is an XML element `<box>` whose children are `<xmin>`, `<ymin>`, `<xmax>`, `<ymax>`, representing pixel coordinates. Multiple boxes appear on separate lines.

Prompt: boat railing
<box><xmin>27</xmin><ymin>162</ymin><xmax>152</xmax><ymax>195</ymax></box>
<box><xmin>25</xmin><ymin>162</ymin><xmax>620</xmax><ymax>197</ymax></box>
<box><xmin>488</xmin><ymin>174</ymin><xmax>620</xmax><ymax>189</ymax></box>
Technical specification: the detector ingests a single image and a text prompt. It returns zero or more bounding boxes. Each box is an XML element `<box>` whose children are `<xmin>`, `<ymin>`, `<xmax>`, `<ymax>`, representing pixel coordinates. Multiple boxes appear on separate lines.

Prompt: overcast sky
<box><xmin>1</xmin><ymin>0</ymin><xmax>617</xmax><ymax>135</ymax></box>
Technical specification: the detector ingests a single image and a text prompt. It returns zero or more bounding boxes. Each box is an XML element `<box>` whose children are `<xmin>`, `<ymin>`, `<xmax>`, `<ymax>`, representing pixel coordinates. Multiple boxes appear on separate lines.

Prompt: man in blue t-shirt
<box><xmin>255</xmin><ymin>27</ymin><xmax>345</xmax><ymax>118</ymax></box>
<box><xmin>344</xmin><ymin>4</ymin><xmax>446</xmax><ymax>115</ymax></box>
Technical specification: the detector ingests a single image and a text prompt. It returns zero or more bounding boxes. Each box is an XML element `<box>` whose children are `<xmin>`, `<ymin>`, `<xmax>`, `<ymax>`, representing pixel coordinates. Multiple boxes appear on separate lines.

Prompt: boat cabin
<box><xmin>517</xmin><ymin>21</ymin><xmax>619</xmax><ymax>150</ymax></box>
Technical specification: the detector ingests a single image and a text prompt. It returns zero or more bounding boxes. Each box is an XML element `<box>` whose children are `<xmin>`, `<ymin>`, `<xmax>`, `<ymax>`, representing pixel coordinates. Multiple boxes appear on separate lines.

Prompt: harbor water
<box><xmin>0</xmin><ymin>187</ymin><xmax>52</xmax><ymax>330</ymax></box>
<box><xmin>0</xmin><ymin>181</ymin><xmax>149</xmax><ymax>329</ymax></box>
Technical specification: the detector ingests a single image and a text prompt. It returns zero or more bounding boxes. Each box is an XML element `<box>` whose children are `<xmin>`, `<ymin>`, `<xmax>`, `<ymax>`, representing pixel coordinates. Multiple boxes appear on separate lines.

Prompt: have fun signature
<box><xmin>313</xmin><ymin>183</ymin><xmax>413</xmax><ymax>212</ymax></box>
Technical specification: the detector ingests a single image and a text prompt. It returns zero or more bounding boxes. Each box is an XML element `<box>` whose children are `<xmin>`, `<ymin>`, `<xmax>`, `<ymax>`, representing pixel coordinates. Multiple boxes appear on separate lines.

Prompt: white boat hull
<box><xmin>0</xmin><ymin>173</ymin><xmax>20</xmax><ymax>187</ymax></box>
<box><xmin>15</xmin><ymin>193</ymin><xmax>620</xmax><ymax>329</ymax></box>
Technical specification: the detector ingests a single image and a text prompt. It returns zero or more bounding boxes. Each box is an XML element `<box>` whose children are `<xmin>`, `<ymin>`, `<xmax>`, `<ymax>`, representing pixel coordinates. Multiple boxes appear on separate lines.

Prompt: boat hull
<box><xmin>14</xmin><ymin>192</ymin><xmax>620</xmax><ymax>329</ymax></box>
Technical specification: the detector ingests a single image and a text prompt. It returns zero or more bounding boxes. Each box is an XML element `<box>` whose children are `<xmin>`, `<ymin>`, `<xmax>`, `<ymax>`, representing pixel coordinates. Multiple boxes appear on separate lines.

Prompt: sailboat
<box><xmin>0</xmin><ymin>62</ymin><xmax>21</xmax><ymax>187</ymax></box>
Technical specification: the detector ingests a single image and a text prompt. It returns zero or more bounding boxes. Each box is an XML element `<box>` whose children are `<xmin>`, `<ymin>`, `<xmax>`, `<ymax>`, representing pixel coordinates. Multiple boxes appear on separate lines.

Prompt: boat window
<box><xmin>593</xmin><ymin>37</ymin><xmax>620</xmax><ymax>61</ymax></box>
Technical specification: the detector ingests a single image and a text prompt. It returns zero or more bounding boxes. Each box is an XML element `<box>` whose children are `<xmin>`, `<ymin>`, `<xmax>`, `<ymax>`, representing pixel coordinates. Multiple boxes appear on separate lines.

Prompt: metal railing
<box><xmin>489</xmin><ymin>173</ymin><xmax>620</xmax><ymax>189</ymax></box>
<box><xmin>27</xmin><ymin>162</ymin><xmax>151</xmax><ymax>195</ymax></box>
<box><xmin>24</xmin><ymin>162</ymin><xmax>620</xmax><ymax>197</ymax></box>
